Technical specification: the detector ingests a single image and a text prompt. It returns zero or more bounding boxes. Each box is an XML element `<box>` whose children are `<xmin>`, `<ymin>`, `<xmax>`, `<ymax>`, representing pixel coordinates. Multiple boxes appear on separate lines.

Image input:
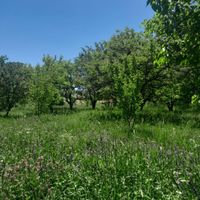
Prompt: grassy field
<box><xmin>0</xmin><ymin>106</ymin><xmax>200</xmax><ymax>199</ymax></box>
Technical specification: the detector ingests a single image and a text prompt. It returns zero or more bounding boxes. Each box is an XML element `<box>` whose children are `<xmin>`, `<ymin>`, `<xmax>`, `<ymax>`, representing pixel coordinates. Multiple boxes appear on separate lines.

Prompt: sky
<box><xmin>0</xmin><ymin>0</ymin><xmax>154</xmax><ymax>65</ymax></box>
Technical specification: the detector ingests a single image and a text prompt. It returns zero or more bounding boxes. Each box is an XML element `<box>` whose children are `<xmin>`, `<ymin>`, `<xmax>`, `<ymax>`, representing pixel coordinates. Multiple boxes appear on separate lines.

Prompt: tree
<box><xmin>146</xmin><ymin>0</ymin><xmax>200</xmax><ymax>63</ymax></box>
<box><xmin>155</xmin><ymin>64</ymin><xmax>182</xmax><ymax>111</ymax></box>
<box><xmin>0</xmin><ymin>60</ymin><xmax>30</xmax><ymax>116</ymax></box>
<box><xmin>106</xmin><ymin>28</ymin><xmax>163</xmax><ymax>110</ymax></box>
<box><xmin>29</xmin><ymin>65</ymin><xmax>61</xmax><ymax>115</ymax></box>
<box><xmin>42</xmin><ymin>55</ymin><xmax>65</xmax><ymax>87</ymax></box>
<box><xmin>113</xmin><ymin>55</ymin><xmax>142</xmax><ymax>126</ymax></box>
<box><xmin>0</xmin><ymin>56</ymin><xmax>7</xmax><ymax>65</ymax></box>
<box><xmin>135</xmin><ymin>35</ymin><xmax>164</xmax><ymax>110</ymax></box>
<box><xmin>29</xmin><ymin>55</ymin><xmax>65</xmax><ymax>115</ymax></box>
<box><xmin>75</xmin><ymin>42</ymin><xmax>109</xmax><ymax>109</ymax></box>
<box><xmin>61</xmin><ymin>61</ymin><xmax>77</xmax><ymax>110</ymax></box>
<box><xmin>103</xmin><ymin>29</ymin><xmax>145</xmax><ymax>123</ymax></box>
<box><xmin>146</xmin><ymin>0</ymin><xmax>200</xmax><ymax>105</ymax></box>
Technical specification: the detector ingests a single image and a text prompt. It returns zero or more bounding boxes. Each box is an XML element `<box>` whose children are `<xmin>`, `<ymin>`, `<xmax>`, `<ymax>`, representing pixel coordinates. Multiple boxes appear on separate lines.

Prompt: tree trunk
<box><xmin>4</xmin><ymin>107</ymin><xmax>11</xmax><ymax>117</ymax></box>
<box><xmin>69</xmin><ymin>101</ymin><xmax>73</xmax><ymax>110</ymax></box>
<box><xmin>140</xmin><ymin>100</ymin><xmax>146</xmax><ymax>111</ymax></box>
<box><xmin>91</xmin><ymin>100</ymin><xmax>97</xmax><ymax>109</ymax></box>
<box><xmin>66</xmin><ymin>93</ymin><xmax>75</xmax><ymax>110</ymax></box>
<box><xmin>167</xmin><ymin>101</ymin><xmax>174</xmax><ymax>111</ymax></box>
<box><xmin>67</xmin><ymin>98</ymin><xmax>74</xmax><ymax>110</ymax></box>
<box><xmin>49</xmin><ymin>105</ymin><xmax>54</xmax><ymax>113</ymax></box>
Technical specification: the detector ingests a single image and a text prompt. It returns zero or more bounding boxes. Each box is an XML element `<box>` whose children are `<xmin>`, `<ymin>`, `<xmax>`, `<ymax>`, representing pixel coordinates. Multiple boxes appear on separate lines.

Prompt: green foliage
<box><xmin>107</xmin><ymin>28</ymin><xmax>163</xmax><ymax>110</ymax></box>
<box><xmin>1</xmin><ymin>1</ymin><xmax>200</xmax><ymax>198</ymax></box>
<box><xmin>61</xmin><ymin>61</ymin><xmax>77</xmax><ymax>110</ymax></box>
<box><xmin>0</xmin><ymin>60</ymin><xmax>30</xmax><ymax>116</ymax></box>
<box><xmin>191</xmin><ymin>94</ymin><xmax>200</xmax><ymax>110</ymax></box>
<box><xmin>148</xmin><ymin>0</ymin><xmax>200</xmax><ymax>64</ymax></box>
<box><xmin>30</xmin><ymin>65</ymin><xmax>61</xmax><ymax>115</ymax></box>
<box><xmin>146</xmin><ymin>0</ymin><xmax>200</xmax><ymax>105</ymax></box>
<box><xmin>42</xmin><ymin>55</ymin><xmax>65</xmax><ymax>87</ymax></box>
<box><xmin>155</xmin><ymin>63</ymin><xmax>182</xmax><ymax>111</ymax></box>
<box><xmin>113</xmin><ymin>55</ymin><xmax>142</xmax><ymax>124</ymax></box>
<box><xmin>75</xmin><ymin>42</ymin><xmax>109</xmax><ymax>109</ymax></box>
<box><xmin>191</xmin><ymin>95</ymin><xmax>199</xmax><ymax>105</ymax></box>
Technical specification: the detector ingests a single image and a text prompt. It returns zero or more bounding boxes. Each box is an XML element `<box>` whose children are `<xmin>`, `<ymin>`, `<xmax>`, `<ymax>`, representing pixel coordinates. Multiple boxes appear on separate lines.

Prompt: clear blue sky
<box><xmin>0</xmin><ymin>0</ymin><xmax>154</xmax><ymax>65</ymax></box>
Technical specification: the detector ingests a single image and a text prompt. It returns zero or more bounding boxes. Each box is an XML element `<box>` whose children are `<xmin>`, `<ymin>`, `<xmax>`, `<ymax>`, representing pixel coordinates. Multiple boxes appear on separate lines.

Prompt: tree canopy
<box><xmin>0</xmin><ymin>1</ymin><xmax>200</xmax><ymax>116</ymax></box>
<box><xmin>0</xmin><ymin>60</ymin><xmax>31</xmax><ymax>116</ymax></box>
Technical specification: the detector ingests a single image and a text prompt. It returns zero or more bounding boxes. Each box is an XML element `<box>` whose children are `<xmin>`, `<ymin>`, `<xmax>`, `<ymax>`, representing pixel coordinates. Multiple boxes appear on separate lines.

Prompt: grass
<box><xmin>0</xmin><ymin>105</ymin><xmax>200</xmax><ymax>199</ymax></box>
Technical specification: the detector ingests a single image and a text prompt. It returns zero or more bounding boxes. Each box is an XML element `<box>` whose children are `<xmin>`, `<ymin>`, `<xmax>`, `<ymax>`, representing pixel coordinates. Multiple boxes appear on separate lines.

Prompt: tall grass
<box><xmin>0</xmin><ymin>106</ymin><xmax>200</xmax><ymax>199</ymax></box>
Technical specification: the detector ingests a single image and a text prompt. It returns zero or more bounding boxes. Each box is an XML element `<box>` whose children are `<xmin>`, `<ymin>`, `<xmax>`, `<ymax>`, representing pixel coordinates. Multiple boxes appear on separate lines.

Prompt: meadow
<box><xmin>0</xmin><ymin>105</ymin><xmax>200</xmax><ymax>199</ymax></box>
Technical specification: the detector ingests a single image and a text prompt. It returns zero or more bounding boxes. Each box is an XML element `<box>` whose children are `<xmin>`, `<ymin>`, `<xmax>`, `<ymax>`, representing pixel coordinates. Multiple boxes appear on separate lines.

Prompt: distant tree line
<box><xmin>0</xmin><ymin>0</ymin><xmax>199</xmax><ymax>122</ymax></box>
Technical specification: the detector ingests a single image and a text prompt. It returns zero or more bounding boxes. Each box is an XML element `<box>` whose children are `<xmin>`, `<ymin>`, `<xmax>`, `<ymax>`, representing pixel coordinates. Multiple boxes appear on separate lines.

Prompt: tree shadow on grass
<box><xmin>88</xmin><ymin>109</ymin><xmax>122</xmax><ymax>122</ymax></box>
<box><xmin>135</xmin><ymin>126</ymin><xmax>155</xmax><ymax>139</ymax></box>
<box><xmin>136</xmin><ymin>111</ymin><xmax>200</xmax><ymax>128</ymax></box>
<box><xmin>90</xmin><ymin>109</ymin><xmax>200</xmax><ymax>128</ymax></box>
<box><xmin>1</xmin><ymin>106</ymin><xmax>200</xmax><ymax>129</ymax></box>
<box><xmin>0</xmin><ymin>106</ymin><xmax>92</xmax><ymax>120</ymax></box>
